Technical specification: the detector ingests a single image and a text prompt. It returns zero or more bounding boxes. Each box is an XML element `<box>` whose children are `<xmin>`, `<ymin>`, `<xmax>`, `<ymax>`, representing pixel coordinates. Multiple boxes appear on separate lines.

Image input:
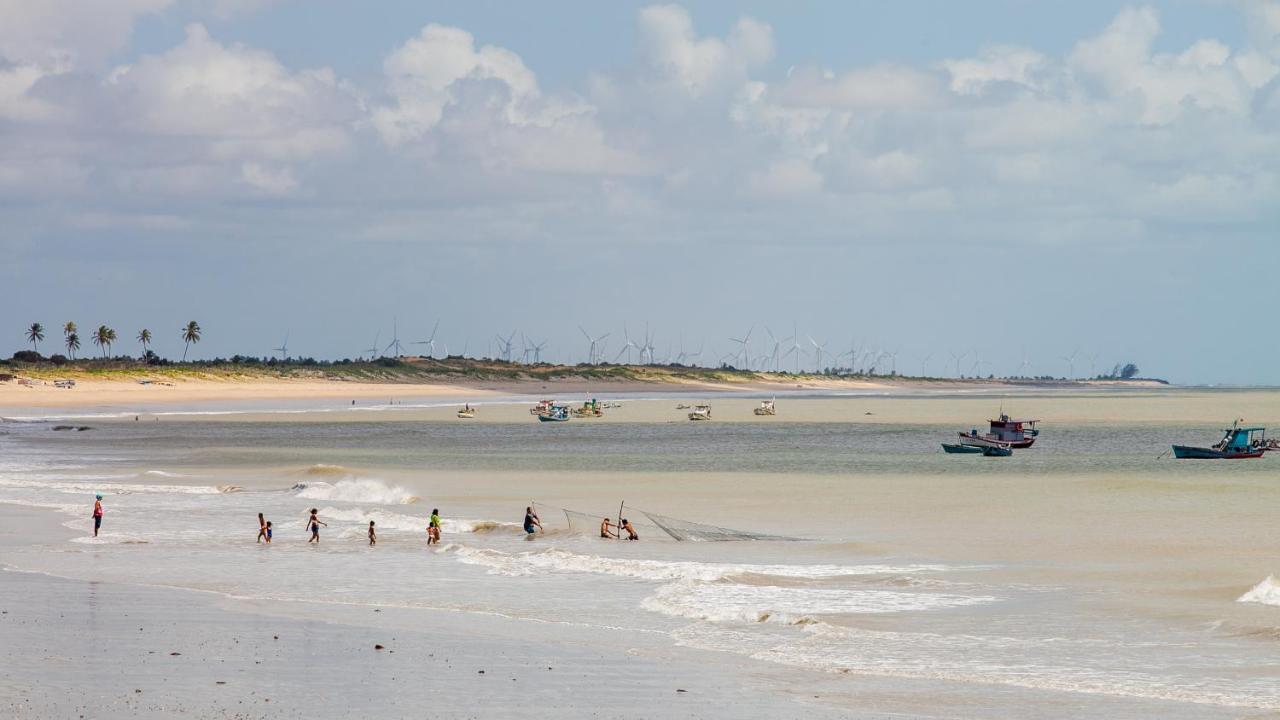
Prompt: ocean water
<box><xmin>3</xmin><ymin>392</ymin><xmax>1280</xmax><ymax>717</ymax></box>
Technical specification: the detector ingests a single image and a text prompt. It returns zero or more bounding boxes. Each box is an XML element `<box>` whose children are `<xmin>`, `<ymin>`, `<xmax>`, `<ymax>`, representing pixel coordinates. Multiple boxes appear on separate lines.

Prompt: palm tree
<box><xmin>93</xmin><ymin>325</ymin><xmax>116</xmax><ymax>359</ymax></box>
<box><xmin>65</xmin><ymin>332</ymin><xmax>80</xmax><ymax>359</ymax></box>
<box><xmin>25</xmin><ymin>323</ymin><xmax>44</xmax><ymax>352</ymax></box>
<box><xmin>62</xmin><ymin>321</ymin><xmax>77</xmax><ymax>359</ymax></box>
<box><xmin>181</xmin><ymin>321</ymin><xmax>201</xmax><ymax>361</ymax></box>
<box><xmin>137</xmin><ymin>328</ymin><xmax>152</xmax><ymax>358</ymax></box>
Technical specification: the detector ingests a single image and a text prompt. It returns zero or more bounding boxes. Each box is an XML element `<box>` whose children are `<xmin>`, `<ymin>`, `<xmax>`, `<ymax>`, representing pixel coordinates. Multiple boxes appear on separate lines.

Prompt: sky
<box><xmin>2</xmin><ymin>1</ymin><xmax>1278</xmax><ymax>384</ymax></box>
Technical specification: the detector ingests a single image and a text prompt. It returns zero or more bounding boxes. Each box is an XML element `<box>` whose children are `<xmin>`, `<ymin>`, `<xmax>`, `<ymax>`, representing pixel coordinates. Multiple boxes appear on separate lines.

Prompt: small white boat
<box><xmin>753</xmin><ymin>399</ymin><xmax>776</xmax><ymax>416</ymax></box>
<box><xmin>688</xmin><ymin>404</ymin><xmax>712</xmax><ymax>421</ymax></box>
<box><xmin>457</xmin><ymin>404</ymin><xmax>476</xmax><ymax>419</ymax></box>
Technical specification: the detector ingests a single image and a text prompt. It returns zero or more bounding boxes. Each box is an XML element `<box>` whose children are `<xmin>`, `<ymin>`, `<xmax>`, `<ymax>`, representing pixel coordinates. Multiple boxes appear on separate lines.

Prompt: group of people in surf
<box><xmin>599</xmin><ymin>515</ymin><xmax>639</xmax><ymax>540</ymax></box>
<box><xmin>92</xmin><ymin>496</ymin><xmax>637</xmax><ymax>544</ymax></box>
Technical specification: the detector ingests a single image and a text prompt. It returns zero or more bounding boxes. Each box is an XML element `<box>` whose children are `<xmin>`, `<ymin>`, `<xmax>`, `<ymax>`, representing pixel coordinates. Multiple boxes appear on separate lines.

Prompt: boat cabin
<box><xmin>988</xmin><ymin>414</ymin><xmax>1038</xmax><ymax>443</ymax></box>
<box><xmin>1215</xmin><ymin>426</ymin><xmax>1266</xmax><ymax>452</ymax></box>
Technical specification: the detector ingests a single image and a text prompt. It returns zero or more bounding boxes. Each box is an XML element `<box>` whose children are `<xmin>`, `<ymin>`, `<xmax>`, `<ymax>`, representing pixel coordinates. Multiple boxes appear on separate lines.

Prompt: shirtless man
<box><xmin>620</xmin><ymin>518</ymin><xmax>638</xmax><ymax>541</ymax></box>
<box><xmin>599</xmin><ymin>517</ymin><xmax>618</xmax><ymax>539</ymax></box>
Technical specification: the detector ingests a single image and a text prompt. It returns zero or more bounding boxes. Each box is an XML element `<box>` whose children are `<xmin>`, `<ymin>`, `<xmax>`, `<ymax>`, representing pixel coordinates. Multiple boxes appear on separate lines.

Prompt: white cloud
<box><xmin>941</xmin><ymin>45</ymin><xmax>1047</xmax><ymax>96</ymax></box>
<box><xmin>0</xmin><ymin>0</ymin><xmax>172</xmax><ymax>69</ymax></box>
<box><xmin>636</xmin><ymin>5</ymin><xmax>774</xmax><ymax>97</ymax></box>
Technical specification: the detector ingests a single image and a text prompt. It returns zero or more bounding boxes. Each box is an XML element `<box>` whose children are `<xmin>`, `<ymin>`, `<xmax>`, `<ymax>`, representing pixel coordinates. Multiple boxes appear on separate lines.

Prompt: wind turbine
<box><xmin>949</xmin><ymin>349</ymin><xmax>969</xmax><ymax>378</ymax></box>
<box><xmin>384</xmin><ymin>318</ymin><xmax>405</xmax><ymax>357</ymax></box>
<box><xmin>763</xmin><ymin>327</ymin><xmax>781</xmax><ymax>371</ymax></box>
<box><xmin>1060</xmin><ymin>348</ymin><xmax>1079</xmax><ymax>379</ymax></box>
<box><xmin>728</xmin><ymin>325</ymin><xmax>754</xmax><ymax>369</ymax></box>
<box><xmin>272</xmin><ymin>332</ymin><xmax>289</xmax><ymax>361</ymax></box>
<box><xmin>363</xmin><ymin>331</ymin><xmax>380</xmax><ymax>360</ymax></box>
<box><xmin>614</xmin><ymin>325</ymin><xmax>639</xmax><ymax>364</ymax></box>
<box><xmin>530</xmin><ymin>338</ymin><xmax>547</xmax><ymax>364</ymax></box>
<box><xmin>808</xmin><ymin>336</ymin><xmax>829</xmax><ymax>372</ymax></box>
<box><xmin>495</xmin><ymin>331</ymin><xmax>518</xmax><ymax>363</ymax></box>
<box><xmin>640</xmin><ymin>324</ymin><xmax>657</xmax><ymax>365</ymax></box>
<box><xmin>687</xmin><ymin>341</ymin><xmax>706</xmax><ymax>367</ymax></box>
<box><xmin>411</xmin><ymin>319</ymin><xmax>441</xmax><ymax>359</ymax></box>
<box><xmin>1017</xmin><ymin>349</ymin><xmax>1033</xmax><ymax>378</ymax></box>
<box><xmin>920</xmin><ymin>352</ymin><xmax>933</xmax><ymax>378</ymax></box>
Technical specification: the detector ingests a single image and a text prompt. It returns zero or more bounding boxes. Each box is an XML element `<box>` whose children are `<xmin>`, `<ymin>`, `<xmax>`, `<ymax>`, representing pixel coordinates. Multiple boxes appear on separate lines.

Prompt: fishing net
<box><xmin>533</xmin><ymin>503</ymin><xmax>658</xmax><ymax>537</ymax></box>
<box><xmin>638</xmin><ymin>509</ymin><xmax>800</xmax><ymax>542</ymax></box>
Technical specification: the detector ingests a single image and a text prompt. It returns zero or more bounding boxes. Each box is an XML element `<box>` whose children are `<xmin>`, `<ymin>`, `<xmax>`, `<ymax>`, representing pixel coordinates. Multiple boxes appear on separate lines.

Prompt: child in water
<box><xmin>265</xmin><ymin>521</ymin><xmax>273</xmax><ymax>543</ymax></box>
<box><xmin>368</xmin><ymin>520</ymin><xmax>376</xmax><ymax>546</ymax></box>
<box><xmin>307</xmin><ymin>508</ymin><xmax>327</xmax><ymax>543</ymax></box>
<box><xmin>428</xmin><ymin>508</ymin><xmax>441</xmax><ymax>545</ymax></box>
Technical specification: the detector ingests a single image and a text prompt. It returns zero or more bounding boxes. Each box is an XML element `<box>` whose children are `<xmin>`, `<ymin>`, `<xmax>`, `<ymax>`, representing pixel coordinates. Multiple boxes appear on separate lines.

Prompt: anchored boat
<box><xmin>941</xmin><ymin>443</ymin><xmax>984</xmax><ymax>454</ymax></box>
<box><xmin>753</xmin><ymin>399</ymin><xmax>776</xmax><ymax>416</ymax></box>
<box><xmin>457</xmin><ymin>404</ymin><xmax>476</xmax><ymax>419</ymax></box>
<box><xmin>1172</xmin><ymin>422</ymin><xmax>1268</xmax><ymax>459</ymax></box>
<box><xmin>537</xmin><ymin>405</ymin><xmax>571</xmax><ymax>422</ymax></box>
<box><xmin>957</xmin><ymin>413</ymin><xmax>1039</xmax><ymax>449</ymax></box>
<box><xmin>688</xmin><ymin>404</ymin><xmax>712</xmax><ymax>421</ymax></box>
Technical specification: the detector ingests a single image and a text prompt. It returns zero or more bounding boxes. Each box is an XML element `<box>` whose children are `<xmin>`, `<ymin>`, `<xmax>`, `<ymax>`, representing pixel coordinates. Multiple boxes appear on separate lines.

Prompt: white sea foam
<box><xmin>291</xmin><ymin>478</ymin><xmax>418</xmax><ymax>505</ymax></box>
<box><xmin>1238</xmin><ymin>576</ymin><xmax>1280</xmax><ymax>607</ymax></box>
<box><xmin>643</xmin><ymin>580</ymin><xmax>997</xmax><ymax>624</ymax></box>
<box><xmin>447</xmin><ymin>545</ymin><xmax>957</xmax><ymax>583</ymax></box>
<box><xmin>0</xmin><ymin>477</ymin><xmax>223</xmax><ymax>496</ymax></box>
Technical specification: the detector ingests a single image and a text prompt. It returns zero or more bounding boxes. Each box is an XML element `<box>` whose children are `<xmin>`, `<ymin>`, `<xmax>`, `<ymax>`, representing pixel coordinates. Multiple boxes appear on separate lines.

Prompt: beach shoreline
<box><xmin>0</xmin><ymin>369</ymin><xmax>1169</xmax><ymax>413</ymax></box>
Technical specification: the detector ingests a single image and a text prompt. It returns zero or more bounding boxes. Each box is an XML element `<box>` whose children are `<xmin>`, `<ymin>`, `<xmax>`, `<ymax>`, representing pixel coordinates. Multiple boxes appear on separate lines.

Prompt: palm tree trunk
<box><xmin>183</xmin><ymin>341</ymin><xmax>189</xmax><ymax>361</ymax></box>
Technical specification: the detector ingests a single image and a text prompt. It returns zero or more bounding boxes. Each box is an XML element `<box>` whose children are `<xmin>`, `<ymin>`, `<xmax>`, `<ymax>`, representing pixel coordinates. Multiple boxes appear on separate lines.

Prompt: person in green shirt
<box><xmin>428</xmin><ymin>508</ymin><xmax>441</xmax><ymax>545</ymax></box>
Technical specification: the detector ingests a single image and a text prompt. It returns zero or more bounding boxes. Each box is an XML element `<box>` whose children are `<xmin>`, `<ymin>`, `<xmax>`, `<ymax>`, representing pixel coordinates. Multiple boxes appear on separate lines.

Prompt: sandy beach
<box><xmin>4</xmin><ymin>386</ymin><xmax>1280</xmax><ymax>719</ymax></box>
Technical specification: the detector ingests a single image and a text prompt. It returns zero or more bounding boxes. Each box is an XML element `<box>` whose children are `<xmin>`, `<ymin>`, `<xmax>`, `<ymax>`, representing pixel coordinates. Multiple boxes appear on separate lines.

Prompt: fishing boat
<box><xmin>572</xmin><ymin>398</ymin><xmax>603</xmax><ymax>418</ymax></box>
<box><xmin>941</xmin><ymin>443</ymin><xmax>984</xmax><ymax>454</ymax></box>
<box><xmin>982</xmin><ymin>445</ymin><xmax>1013</xmax><ymax>457</ymax></box>
<box><xmin>456</xmin><ymin>404</ymin><xmax>476</xmax><ymax>419</ymax></box>
<box><xmin>1172</xmin><ymin>422</ymin><xmax>1268</xmax><ymax>459</ymax></box>
<box><xmin>530</xmin><ymin>399</ymin><xmax>555</xmax><ymax>416</ymax></box>
<box><xmin>957</xmin><ymin>413</ymin><xmax>1040</xmax><ymax>449</ymax></box>
<box><xmin>753</xmin><ymin>399</ymin><xmax>776</xmax><ymax>416</ymax></box>
<box><xmin>688</xmin><ymin>404</ymin><xmax>712</xmax><ymax>421</ymax></box>
<box><xmin>537</xmin><ymin>405</ymin><xmax>570</xmax><ymax>423</ymax></box>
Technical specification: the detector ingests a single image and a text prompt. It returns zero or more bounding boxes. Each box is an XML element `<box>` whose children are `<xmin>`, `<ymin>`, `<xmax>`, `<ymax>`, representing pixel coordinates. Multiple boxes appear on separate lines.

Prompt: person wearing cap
<box><xmin>92</xmin><ymin>494</ymin><xmax>104</xmax><ymax>537</ymax></box>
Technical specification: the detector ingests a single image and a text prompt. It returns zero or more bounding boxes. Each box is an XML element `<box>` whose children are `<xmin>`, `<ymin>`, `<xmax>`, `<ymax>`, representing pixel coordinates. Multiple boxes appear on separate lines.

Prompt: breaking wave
<box><xmin>642</xmin><ymin>580</ymin><xmax>996</xmax><ymax>625</ymax></box>
<box><xmin>291</xmin><ymin>478</ymin><xmax>417</xmax><ymax>505</ymax></box>
<box><xmin>445</xmin><ymin>545</ymin><xmax>957</xmax><ymax>583</ymax></box>
<box><xmin>1238</xmin><ymin>576</ymin><xmax>1280</xmax><ymax>607</ymax></box>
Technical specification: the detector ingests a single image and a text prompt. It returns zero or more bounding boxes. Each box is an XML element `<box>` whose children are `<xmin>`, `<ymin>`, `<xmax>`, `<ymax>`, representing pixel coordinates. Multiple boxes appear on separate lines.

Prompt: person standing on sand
<box><xmin>257</xmin><ymin>512</ymin><xmax>268</xmax><ymax>543</ymax></box>
<box><xmin>92</xmin><ymin>494</ymin><xmax>104</xmax><ymax>537</ymax></box>
<box><xmin>307</xmin><ymin>508</ymin><xmax>327</xmax><ymax>543</ymax></box>
<box><xmin>428</xmin><ymin>509</ymin><xmax>441</xmax><ymax>545</ymax></box>
<box><xmin>524</xmin><ymin>506</ymin><xmax>542</xmax><ymax>536</ymax></box>
<box><xmin>368</xmin><ymin>520</ymin><xmax>376</xmax><ymax>546</ymax></box>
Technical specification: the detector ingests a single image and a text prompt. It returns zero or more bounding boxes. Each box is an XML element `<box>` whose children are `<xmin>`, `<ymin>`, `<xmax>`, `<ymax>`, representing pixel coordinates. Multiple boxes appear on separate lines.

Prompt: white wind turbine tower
<box><xmin>1060</xmin><ymin>348</ymin><xmax>1080</xmax><ymax>379</ymax></box>
<box><xmin>1087</xmin><ymin>351</ymin><xmax>1100</xmax><ymax>380</ymax></box>
<box><xmin>729</xmin><ymin>325</ymin><xmax>754</xmax><ymax>369</ymax></box>
<box><xmin>495</xmin><ymin>331</ymin><xmax>518</xmax><ymax>363</ymax></box>
<box><xmin>920</xmin><ymin>352</ymin><xmax>933</xmax><ymax>378</ymax></box>
<box><xmin>639</xmin><ymin>324</ymin><xmax>657</xmax><ymax>365</ymax></box>
<box><xmin>614</xmin><ymin>324</ymin><xmax>639</xmax><ymax>364</ymax></box>
<box><xmin>949</xmin><ymin>349</ymin><xmax>969</xmax><ymax>378</ymax></box>
<box><xmin>383</xmin><ymin>318</ymin><xmax>407</xmax><ymax>358</ymax></box>
<box><xmin>529</xmin><ymin>338</ymin><xmax>548</xmax><ymax>364</ymax></box>
<box><xmin>411</xmin><ymin>319</ymin><xmax>441</xmax><ymax>359</ymax></box>
<box><xmin>808</xmin><ymin>336</ymin><xmax>829</xmax><ymax>373</ymax></box>
<box><xmin>762</xmin><ymin>327</ymin><xmax>782</xmax><ymax>371</ymax></box>
<box><xmin>272</xmin><ymin>332</ymin><xmax>289</xmax><ymax>361</ymax></box>
<box><xmin>579</xmin><ymin>326</ymin><xmax>609</xmax><ymax>365</ymax></box>
<box><xmin>363</xmin><ymin>331</ymin><xmax>380</xmax><ymax>360</ymax></box>
<box><xmin>687</xmin><ymin>341</ymin><xmax>706</xmax><ymax>367</ymax></box>
<box><xmin>1018</xmin><ymin>350</ymin><xmax>1033</xmax><ymax>378</ymax></box>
